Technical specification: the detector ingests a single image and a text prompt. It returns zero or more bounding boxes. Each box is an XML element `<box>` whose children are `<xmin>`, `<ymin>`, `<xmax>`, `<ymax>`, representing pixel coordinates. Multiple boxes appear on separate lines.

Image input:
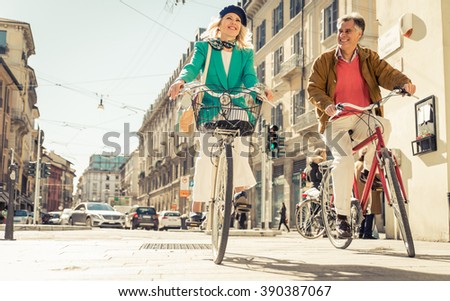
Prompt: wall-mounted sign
<box><xmin>378</xmin><ymin>25</ymin><xmax>401</xmax><ymax>59</ymax></box>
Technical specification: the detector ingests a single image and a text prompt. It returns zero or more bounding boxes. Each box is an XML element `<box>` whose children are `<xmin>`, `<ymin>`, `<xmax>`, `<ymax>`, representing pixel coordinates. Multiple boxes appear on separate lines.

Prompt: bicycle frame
<box><xmin>351</xmin><ymin>125</ymin><xmax>409</xmax><ymax>213</ymax></box>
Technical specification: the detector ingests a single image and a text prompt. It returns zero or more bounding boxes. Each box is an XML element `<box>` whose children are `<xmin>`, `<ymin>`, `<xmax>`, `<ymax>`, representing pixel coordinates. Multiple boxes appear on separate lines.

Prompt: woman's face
<box><xmin>219</xmin><ymin>12</ymin><xmax>242</xmax><ymax>41</ymax></box>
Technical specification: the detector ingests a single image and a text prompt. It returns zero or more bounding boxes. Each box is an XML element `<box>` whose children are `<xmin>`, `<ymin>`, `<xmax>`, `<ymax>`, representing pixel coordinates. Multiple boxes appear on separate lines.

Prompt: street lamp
<box><xmin>97</xmin><ymin>98</ymin><xmax>104</xmax><ymax>110</ymax></box>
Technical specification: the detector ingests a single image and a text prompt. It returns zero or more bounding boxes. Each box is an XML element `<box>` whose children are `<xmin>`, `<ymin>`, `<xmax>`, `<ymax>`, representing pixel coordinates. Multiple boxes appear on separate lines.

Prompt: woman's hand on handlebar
<box><xmin>264</xmin><ymin>87</ymin><xmax>274</xmax><ymax>102</ymax></box>
<box><xmin>167</xmin><ymin>79</ymin><xmax>185</xmax><ymax>100</ymax></box>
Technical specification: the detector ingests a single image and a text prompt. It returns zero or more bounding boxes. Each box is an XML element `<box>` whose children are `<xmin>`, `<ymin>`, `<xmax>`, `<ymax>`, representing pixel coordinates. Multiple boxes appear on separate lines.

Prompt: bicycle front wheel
<box><xmin>320</xmin><ymin>167</ymin><xmax>353</xmax><ymax>249</ymax></box>
<box><xmin>381</xmin><ymin>149</ymin><xmax>415</xmax><ymax>257</ymax></box>
<box><xmin>296</xmin><ymin>199</ymin><xmax>325</xmax><ymax>239</ymax></box>
<box><xmin>211</xmin><ymin>143</ymin><xmax>233</xmax><ymax>264</ymax></box>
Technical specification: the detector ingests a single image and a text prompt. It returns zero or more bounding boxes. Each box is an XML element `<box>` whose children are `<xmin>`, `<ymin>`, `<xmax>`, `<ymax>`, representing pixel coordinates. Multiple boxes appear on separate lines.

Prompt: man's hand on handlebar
<box><xmin>402</xmin><ymin>82</ymin><xmax>416</xmax><ymax>96</ymax></box>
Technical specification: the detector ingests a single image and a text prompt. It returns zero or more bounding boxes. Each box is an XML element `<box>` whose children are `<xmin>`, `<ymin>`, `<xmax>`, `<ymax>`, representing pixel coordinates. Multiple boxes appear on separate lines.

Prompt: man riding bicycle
<box><xmin>307</xmin><ymin>12</ymin><xmax>416</xmax><ymax>238</ymax></box>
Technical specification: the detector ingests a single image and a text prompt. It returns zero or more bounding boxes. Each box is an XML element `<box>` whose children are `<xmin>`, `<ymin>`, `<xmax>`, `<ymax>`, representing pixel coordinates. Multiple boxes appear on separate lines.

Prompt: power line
<box><xmin>119</xmin><ymin>0</ymin><xmax>190</xmax><ymax>42</ymax></box>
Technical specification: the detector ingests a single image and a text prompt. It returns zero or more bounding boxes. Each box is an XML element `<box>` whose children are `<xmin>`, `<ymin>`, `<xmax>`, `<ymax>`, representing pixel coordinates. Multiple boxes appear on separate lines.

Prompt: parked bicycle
<box><xmin>178</xmin><ymin>81</ymin><xmax>269</xmax><ymax>264</ymax></box>
<box><xmin>295</xmin><ymin>187</ymin><xmax>325</xmax><ymax>239</ymax></box>
<box><xmin>319</xmin><ymin>88</ymin><xmax>417</xmax><ymax>257</ymax></box>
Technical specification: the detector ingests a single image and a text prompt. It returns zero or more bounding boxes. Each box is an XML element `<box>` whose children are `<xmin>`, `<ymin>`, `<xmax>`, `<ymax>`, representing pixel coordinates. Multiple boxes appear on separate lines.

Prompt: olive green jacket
<box><xmin>307</xmin><ymin>45</ymin><xmax>412</xmax><ymax>133</ymax></box>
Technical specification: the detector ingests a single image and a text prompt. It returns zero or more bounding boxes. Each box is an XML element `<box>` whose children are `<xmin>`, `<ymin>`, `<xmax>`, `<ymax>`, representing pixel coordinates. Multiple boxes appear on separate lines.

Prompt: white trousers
<box><xmin>192</xmin><ymin>133</ymin><xmax>257</xmax><ymax>202</ymax></box>
<box><xmin>324</xmin><ymin>114</ymin><xmax>391</xmax><ymax>216</ymax></box>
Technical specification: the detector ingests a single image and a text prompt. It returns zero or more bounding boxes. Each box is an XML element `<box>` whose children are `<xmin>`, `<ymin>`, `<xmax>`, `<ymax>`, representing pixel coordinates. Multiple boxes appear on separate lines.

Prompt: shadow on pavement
<box><xmin>222</xmin><ymin>253</ymin><xmax>450</xmax><ymax>281</ymax></box>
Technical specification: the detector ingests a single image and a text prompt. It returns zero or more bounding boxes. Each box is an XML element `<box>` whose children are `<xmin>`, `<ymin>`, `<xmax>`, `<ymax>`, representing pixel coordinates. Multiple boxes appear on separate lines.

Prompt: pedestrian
<box><xmin>307</xmin><ymin>12</ymin><xmax>416</xmax><ymax>238</ymax></box>
<box><xmin>238</xmin><ymin>212</ymin><xmax>247</xmax><ymax>229</ymax></box>
<box><xmin>167</xmin><ymin>5</ymin><xmax>273</xmax><ymax>214</ymax></box>
<box><xmin>307</xmin><ymin>148</ymin><xmax>327</xmax><ymax>189</ymax></box>
<box><xmin>0</xmin><ymin>207</ymin><xmax>6</xmax><ymax>224</ymax></box>
<box><xmin>278</xmin><ymin>202</ymin><xmax>290</xmax><ymax>232</ymax></box>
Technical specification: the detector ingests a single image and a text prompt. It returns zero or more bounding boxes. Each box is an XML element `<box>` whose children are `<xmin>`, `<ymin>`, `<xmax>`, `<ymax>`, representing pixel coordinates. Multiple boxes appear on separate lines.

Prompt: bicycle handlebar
<box><xmin>179</xmin><ymin>81</ymin><xmax>273</xmax><ymax>106</ymax></box>
<box><xmin>335</xmin><ymin>87</ymin><xmax>418</xmax><ymax>113</ymax></box>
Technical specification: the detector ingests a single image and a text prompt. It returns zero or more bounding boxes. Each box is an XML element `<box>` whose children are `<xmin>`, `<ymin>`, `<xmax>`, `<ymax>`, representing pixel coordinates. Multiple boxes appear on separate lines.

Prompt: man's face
<box><xmin>337</xmin><ymin>20</ymin><xmax>362</xmax><ymax>52</ymax></box>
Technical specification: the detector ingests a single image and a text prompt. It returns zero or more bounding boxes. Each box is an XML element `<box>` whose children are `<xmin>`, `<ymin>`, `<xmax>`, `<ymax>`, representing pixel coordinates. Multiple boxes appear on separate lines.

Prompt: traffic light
<box><xmin>301</xmin><ymin>171</ymin><xmax>307</xmax><ymax>188</ymax></box>
<box><xmin>41</xmin><ymin>162</ymin><xmax>51</xmax><ymax>178</ymax></box>
<box><xmin>267</xmin><ymin>125</ymin><xmax>278</xmax><ymax>158</ymax></box>
<box><xmin>277</xmin><ymin>134</ymin><xmax>286</xmax><ymax>157</ymax></box>
<box><xmin>266</xmin><ymin>125</ymin><xmax>285</xmax><ymax>158</ymax></box>
<box><xmin>26</xmin><ymin>161</ymin><xmax>37</xmax><ymax>177</ymax></box>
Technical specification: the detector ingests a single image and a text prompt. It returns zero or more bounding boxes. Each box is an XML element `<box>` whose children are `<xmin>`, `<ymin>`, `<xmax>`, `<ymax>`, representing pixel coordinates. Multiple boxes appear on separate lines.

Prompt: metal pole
<box><xmin>33</xmin><ymin>129</ymin><xmax>42</xmax><ymax>224</ymax></box>
<box><xmin>260</xmin><ymin>121</ymin><xmax>267</xmax><ymax>229</ymax></box>
<box><xmin>4</xmin><ymin>149</ymin><xmax>16</xmax><ymax>240</ymax></box>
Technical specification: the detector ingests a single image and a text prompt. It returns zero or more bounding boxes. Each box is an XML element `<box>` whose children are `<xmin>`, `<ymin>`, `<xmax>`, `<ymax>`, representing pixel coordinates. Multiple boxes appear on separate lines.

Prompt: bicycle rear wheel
<box><xmin>211</xmin><ymin>143</ymin><xmax>233</xmax><ymax>264</ymax></box>
<box><xmin>296</xmin><ymin>199</ymin><xmax>325</xmax><ymax>239</ymax></box>
<box><xmin>381</xmin><ymin>149</ymin><xmax>415</xmax><ymax>257</ymax></box>
<box><xmin>320</xmin><ymin>167</ymin><xmax>353</xmax><ymax>249</ymax></box>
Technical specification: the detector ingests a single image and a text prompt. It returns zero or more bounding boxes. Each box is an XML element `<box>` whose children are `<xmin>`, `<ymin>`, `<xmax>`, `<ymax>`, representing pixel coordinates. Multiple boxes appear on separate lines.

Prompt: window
<box><xmin>322</xmin><ymin>0</ymin><xmax>338</xmax><ymax>40</ymax></box>
<box><xmin>274</xmin><ymin>46</ymin><xmax>284</xmax><ymax>76</ymax></box>
<box><xmin>290</xmin><ymin>0</ymin><xmax>303</xmax><ymax>19</ymax></box>
<box><xmin>272</xmin><ymin>0</ymin><xmax>284</xmax><ymax>36</ymax></box>
<box><xmin>256</xmin><ymin>20</ymin><xmax>266</xmax><ymax>51</ymax></box>
<box><xmin>0</xmin><ymin>31</ymin><xmax>6</xmax><ymax>54</ymax></box>
<box><xmin>292</xmin><ymin>90</ymin><xmax>305</xmax><ymax>124</ymax></box>
<box><xmin>271</xmin><ymin>104</ymin><xmax>284</xmax><ymax>130</ymax></box>
<box><xmin>292</xmin><ymin>31</ymin><xmax>302</xmax><ymax>55</ymax></box>
<box><xmin>257</xmin><ymin>61</ymin><xmax>265</xmax><ymax>84</ymax></box>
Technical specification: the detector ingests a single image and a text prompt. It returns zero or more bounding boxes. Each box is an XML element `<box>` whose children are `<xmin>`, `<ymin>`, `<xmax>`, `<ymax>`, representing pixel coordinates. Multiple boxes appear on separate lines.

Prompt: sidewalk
<box><xmin>1</xmin><ymin>228</ymin><xmax>449</xmax><ymax>281</ymax></box>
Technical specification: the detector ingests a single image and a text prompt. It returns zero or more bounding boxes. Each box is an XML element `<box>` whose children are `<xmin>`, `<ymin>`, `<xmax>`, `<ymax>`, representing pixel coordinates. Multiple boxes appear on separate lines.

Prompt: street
<box><xmin>1</xmin><ymin>227</ymin><xmax>450</xmax><ymax>281</ymax></box>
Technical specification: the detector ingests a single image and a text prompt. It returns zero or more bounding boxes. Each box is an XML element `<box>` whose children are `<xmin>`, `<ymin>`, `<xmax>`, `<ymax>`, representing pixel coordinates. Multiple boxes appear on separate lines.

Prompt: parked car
<box><xmin>186</xmin><ymin>212</ymin><xmax>206</xmax><ymax>229</ymax></box>
<box><xmin>48</xmin><ymin>211</ymin><xmax>62</xmax><ymax>225</ymax></box>
<box><xmin>60</xmin><ymin>208</ymin><xmax>72</xmax><ymax>225</ymax></box>
<box><xmin>158</xmin><ymin>210</ymin><xmax>182</xmax><ymax>230</ymax></box>
<box><xmin>126</xmin><ymin>206</ymin><xmax>158</xmax><ymax>230</ymax></box>
<box><xmin>13</xmin><ymin>210</ymin><xmax>33</xmax><ymax>224</ymax></box>
<box><xmin>69</xmin><ymin>202</ymin><xmax>125</xmax><ymax>228</ymax></box>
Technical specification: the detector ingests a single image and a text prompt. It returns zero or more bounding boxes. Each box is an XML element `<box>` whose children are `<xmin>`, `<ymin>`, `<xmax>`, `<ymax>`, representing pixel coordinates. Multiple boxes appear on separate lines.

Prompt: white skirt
<box><xmin>192</xmin><ymin>133</ymin><xmax>257</xmax><ymax>202</ymax></box>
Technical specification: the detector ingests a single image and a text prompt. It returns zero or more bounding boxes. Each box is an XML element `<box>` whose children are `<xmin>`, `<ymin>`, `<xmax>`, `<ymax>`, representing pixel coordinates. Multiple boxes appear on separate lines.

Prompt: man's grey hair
<box><xmin>337</xmin><ymin>12</ymin><xmax>365</xmax><ymax>35</ymax></box>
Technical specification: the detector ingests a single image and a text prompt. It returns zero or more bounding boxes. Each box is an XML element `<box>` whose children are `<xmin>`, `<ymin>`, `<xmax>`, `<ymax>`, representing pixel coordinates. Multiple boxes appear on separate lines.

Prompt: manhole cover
<box><xmin>140</xmin><ymin>243</ymin><xmax>212</xmax><ymax>250</ymax></box>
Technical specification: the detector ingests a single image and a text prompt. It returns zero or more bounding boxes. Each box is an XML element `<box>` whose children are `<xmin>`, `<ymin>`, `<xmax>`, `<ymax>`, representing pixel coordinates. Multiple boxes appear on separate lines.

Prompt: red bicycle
<box><xmin>319</xmin><ymin>88</ymin><xmax>416</xmax><ymax>257</ymax></box>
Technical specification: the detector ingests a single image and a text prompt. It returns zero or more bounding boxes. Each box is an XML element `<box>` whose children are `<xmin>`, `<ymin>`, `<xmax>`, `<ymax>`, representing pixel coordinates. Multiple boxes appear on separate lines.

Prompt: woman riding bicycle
<box><xmin>307</xmin><ymin>12</ymin><xmax>416</xmax><ymax>238</ymax></box>
<box><xmin>167</xmin><ymin>5</ymin><xmax>273</xmax><ymax>214</ymax></box>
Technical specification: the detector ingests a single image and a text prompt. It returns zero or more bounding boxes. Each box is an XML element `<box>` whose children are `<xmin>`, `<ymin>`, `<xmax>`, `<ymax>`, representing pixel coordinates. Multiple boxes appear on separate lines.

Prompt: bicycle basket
<box><xmin>191</xmin><ymin>89</ymin><xmax>262</xmax><ymax>137</ymax></box>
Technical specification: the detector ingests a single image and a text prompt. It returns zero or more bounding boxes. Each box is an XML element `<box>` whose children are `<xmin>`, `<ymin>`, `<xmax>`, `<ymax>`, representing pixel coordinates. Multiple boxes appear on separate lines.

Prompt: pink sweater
<box><xmin>334</xmin><ymin>56</ymin><xmax>370</xmax><ymax>115</ymax></box>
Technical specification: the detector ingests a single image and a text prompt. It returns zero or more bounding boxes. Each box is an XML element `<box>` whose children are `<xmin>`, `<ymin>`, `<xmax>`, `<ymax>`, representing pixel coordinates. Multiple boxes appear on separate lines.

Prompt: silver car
<box><xmin>69</xmin><ymin>202</ymin><xmax>125</xmax><ymax>228</ymax></box>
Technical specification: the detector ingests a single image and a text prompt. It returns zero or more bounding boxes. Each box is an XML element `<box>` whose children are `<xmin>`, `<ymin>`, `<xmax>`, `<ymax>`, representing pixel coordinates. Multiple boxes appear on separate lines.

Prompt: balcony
<box><xmin>292</xmin><ymin>109</ymin><xmax>318</xmax><ymax>133</ymax></box>
<box><xmin>272</xmin><ymin>54</ymin><xmax>301</xmax><ymax>97</ymax></box>
<box><xmin>11</xmin><ymin>109</ymin><xmax>31</xmax><ymax>133</ymax></box>
<box><xmin>279</xmin><ymin>54</ymin><xmax>301</xmax><ymax>80</ymax></box>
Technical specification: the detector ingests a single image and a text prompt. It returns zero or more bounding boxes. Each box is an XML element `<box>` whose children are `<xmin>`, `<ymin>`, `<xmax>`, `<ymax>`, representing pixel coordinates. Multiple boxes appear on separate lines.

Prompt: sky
<box><xmin>1</xmin><ymin>0</ymin><xmax>237</xmax><ymax>183</ymax></box>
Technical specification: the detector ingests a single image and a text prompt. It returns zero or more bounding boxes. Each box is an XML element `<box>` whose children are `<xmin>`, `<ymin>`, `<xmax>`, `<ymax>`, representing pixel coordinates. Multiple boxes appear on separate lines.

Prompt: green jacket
<box><xmin>307</xmin><ymin>45</ymin><xmax>412</xmax><ymax>134</ymax></box>
<box><xmin>179</xmin><ymin>41</ymin><xmax>258</xmax><ymax>123</ymax></box>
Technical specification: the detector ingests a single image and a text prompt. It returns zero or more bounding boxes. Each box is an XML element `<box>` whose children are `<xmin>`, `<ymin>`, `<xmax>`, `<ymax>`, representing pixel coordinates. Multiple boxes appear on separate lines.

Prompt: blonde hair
<box><xmin>201</xmin><ymin>16</ymin><xmax>253</xmax><ymax>49</ymax></box>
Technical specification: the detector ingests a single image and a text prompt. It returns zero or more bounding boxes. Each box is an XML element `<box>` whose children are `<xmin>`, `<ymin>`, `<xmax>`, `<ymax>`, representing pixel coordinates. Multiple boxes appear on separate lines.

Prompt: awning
<box><xmin>0</xmin><ymin>192</ymin><xmax>8</xmax><ymax>204</ymax></box>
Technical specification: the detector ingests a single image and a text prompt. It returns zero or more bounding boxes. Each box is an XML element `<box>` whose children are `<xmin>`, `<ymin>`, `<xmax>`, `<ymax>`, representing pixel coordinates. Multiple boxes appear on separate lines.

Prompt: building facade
<box><xmin>375</xmin><ymin>0</ymin><xmax>449</xmax><ymax>241</ymax></box>
<box><xmin>138</xmin><ymin>29</ymin><xmax>204</xmax><ymax>214</ymax></box>
<box><xmin>0</xmin><ymin>17</ymin><xmax>39</xmax><ymax>212</ymax></box>
<box><xmin>40</xmin><ymin>151</ymin><xmax>75</xmax><ymax>212</ymax></box>
<box><xmin>77</xmin><ymin>154</ymin><xmax>128</xmax><ymax>205</ymax></box>
<box><xmin>119</xmin><ymin>149</ymin><xmax>141</xmax><ymax>206</ymax></box>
